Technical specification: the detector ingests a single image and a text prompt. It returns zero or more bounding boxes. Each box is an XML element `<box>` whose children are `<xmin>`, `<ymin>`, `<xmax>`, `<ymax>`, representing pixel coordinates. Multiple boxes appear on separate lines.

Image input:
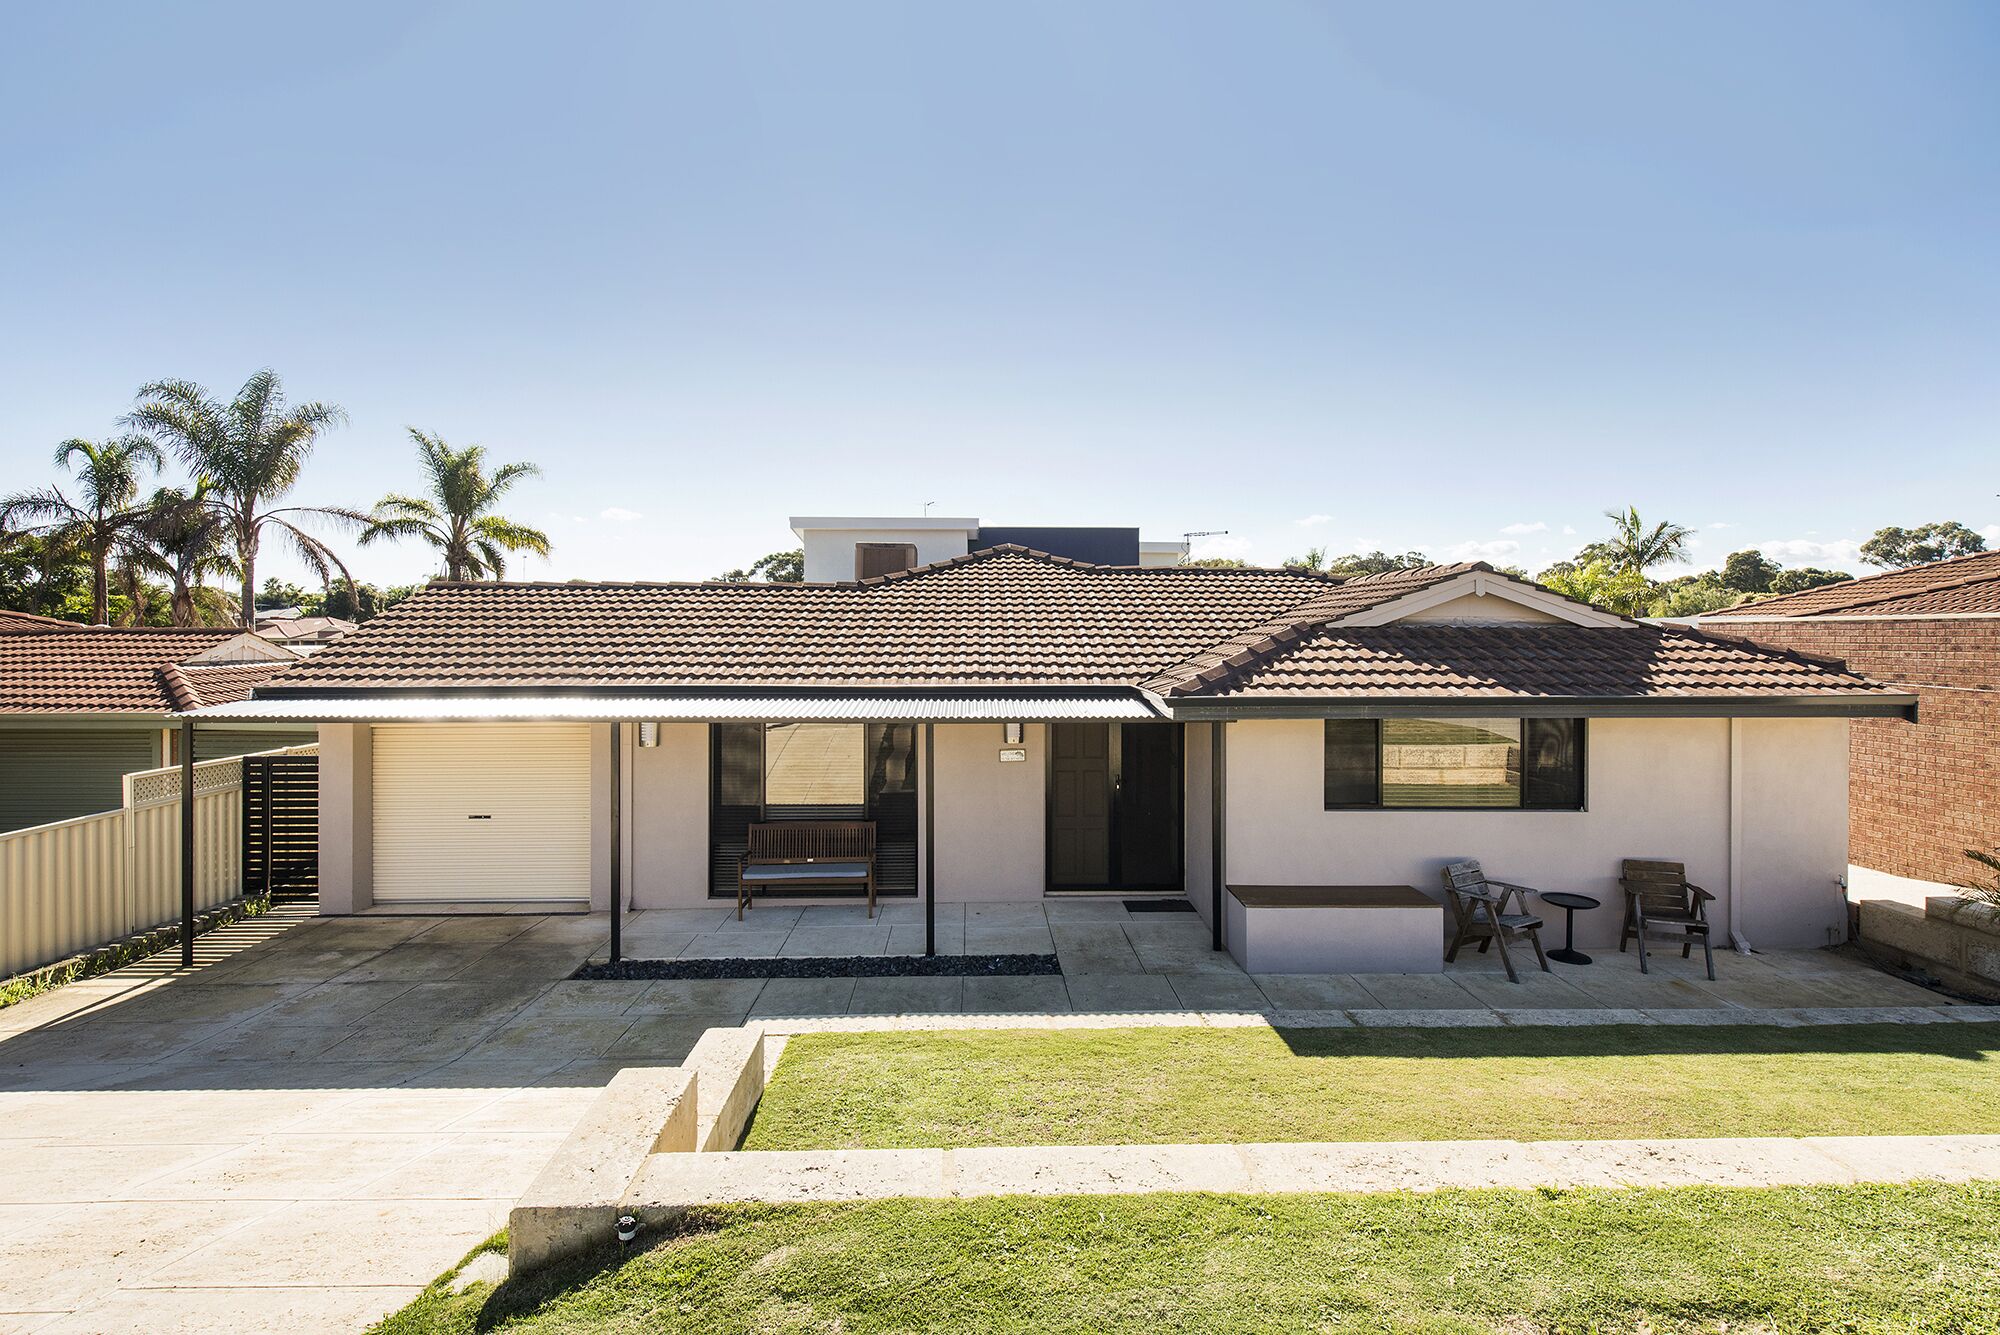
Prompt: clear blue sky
<box><xmin>4</xmin><ymin>1</ymin><xmax>1996</xmax><ymax>586</ymax></box>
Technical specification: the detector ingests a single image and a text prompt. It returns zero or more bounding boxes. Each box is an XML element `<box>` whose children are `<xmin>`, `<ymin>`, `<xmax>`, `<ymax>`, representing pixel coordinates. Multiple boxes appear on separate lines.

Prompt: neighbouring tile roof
<box><xmin>156</xmin><ymin>661</ymin><xmax>298</xmax><ymax>712</ymax></box>
<box><xmin>0</xmin><ymin>626</ymin><xmax>292</xmax><ymax>715</ymax></box>
<box><xmin>240</xmin><ymin>544</ymin><xmax>1893</xmax><ymax>709</ymax></box>
<box><xmin>0</xmin><ymin>609</ymin><xmax>72</xmax><ymax>633</ymax></box>
<box><xmin>1156</xmin><ymin>624</ymin><xmax>1897</xmax><ymax>701</ymax></box>
<box><xmin>256</xmin><ymin>615</ymin><xmax>357</xmax><ymax>643</ymax></box>
<box><xmin>1706</xmin><ymin>550</ymin><xmax>2000</xmax><ymax>619</ymax></box>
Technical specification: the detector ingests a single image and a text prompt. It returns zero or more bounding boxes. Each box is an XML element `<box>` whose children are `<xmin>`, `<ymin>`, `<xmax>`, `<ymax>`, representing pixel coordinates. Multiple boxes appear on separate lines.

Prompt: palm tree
<box><xmin>124</xmin><ymin>369</ymin><xmax>360</xmax><ymax>626</ymax></box>
<box><xmin>140</xmin><ymin>484</ymin><xmax>239</xmax><ymax>626</ymax></box>
<box><xmin>0</xmin><ymin>435</ymin><xmax>163</xmax><ymax>624</ymax></box>
<box><xmin>1598</xmin><ymin>506</ymin><xmax>1693</xmax><ymax>575</ymax></box>
<box><xmin>359</xmin><ymin>429</ymin><xmax>551</xmax><ymax>580</ymax></box>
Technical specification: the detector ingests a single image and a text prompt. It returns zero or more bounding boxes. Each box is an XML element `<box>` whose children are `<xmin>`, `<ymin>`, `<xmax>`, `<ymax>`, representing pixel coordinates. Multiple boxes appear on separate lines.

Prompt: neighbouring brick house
<box><xmin>1702</xmin><ymin>550</ymin><xmax>2000</xmax><ymax>888</ymax></box>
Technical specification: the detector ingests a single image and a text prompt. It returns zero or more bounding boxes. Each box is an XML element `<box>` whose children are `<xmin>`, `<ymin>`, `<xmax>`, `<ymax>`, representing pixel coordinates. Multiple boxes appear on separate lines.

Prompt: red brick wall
<box><xmin>1707</xmin><ymin>619</ymin><xmax>2000</xmax><ymax>884</ymax></box>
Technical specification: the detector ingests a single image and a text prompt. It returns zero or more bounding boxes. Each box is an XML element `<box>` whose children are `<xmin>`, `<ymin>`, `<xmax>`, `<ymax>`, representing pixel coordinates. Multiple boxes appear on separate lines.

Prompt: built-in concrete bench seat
<box><xmin>1224</xmin><ymin>884</ymin><xmax>1443</xmax><ymax>975</ymax></box>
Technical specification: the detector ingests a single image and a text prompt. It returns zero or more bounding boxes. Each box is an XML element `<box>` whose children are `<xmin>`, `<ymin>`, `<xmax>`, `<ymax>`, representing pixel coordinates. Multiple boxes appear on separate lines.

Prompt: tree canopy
<box><xmin>720</xmin><ymin>549</ymin><xmax>805</xmax><ymax>582</ymax></box>
<box><xmin>1858</xmin><ymin>521</ymin><xmax>1986</xmax><ymax>569</ymax></box>
<box><xmin>359</xmin><ymin>429</ymin><xmax>551</xmax><ymax>581</ymax></box>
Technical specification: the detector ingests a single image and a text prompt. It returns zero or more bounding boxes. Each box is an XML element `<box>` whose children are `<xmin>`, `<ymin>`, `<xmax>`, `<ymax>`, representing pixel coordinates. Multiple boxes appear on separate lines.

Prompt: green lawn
<box><xmin>376</xmin><ymin>1183</ymin><xmax>2000</xmax><ymax>1334</ymax></box>
<box><xmin>742</xmin><ymin>1023</ymin><xmax>2000</xmax><ymax>1149</ymax></box>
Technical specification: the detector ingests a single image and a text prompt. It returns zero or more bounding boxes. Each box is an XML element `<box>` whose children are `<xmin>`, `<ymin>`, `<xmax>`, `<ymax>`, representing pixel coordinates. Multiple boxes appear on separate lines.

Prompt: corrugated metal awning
<box><xmin>181</xmin><ymin>694</ymin><xmax>1165</xmax><ymax>723</ymax></box>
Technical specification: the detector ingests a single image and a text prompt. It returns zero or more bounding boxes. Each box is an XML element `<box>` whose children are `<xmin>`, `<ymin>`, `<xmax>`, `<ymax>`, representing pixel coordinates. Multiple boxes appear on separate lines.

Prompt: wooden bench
<box><xmin>737</xmin><ymin>821</ymin><xmax>878</xmax><ymax>921</ymax></box>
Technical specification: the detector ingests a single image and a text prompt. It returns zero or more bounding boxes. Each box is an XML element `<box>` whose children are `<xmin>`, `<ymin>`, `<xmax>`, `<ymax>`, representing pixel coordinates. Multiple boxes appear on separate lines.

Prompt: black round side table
<box><xmin>1538</xmin><ymin>891</ymin><xmax>1600</xmax><ymax>965</ymax></box>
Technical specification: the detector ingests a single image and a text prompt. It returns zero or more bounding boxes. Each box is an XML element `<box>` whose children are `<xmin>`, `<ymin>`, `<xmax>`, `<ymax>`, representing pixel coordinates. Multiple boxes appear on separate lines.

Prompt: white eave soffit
<box><xmin>1337</xmin><ymin>572</ymin><xmax>1628</xmax><ymax>629</ymax></box>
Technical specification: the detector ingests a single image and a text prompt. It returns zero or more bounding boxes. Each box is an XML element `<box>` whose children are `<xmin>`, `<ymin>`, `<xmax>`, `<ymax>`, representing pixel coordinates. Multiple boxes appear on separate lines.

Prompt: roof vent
<box><xmin>855</xmin><ymin>542</ymin><xmax>919</xmax><ymax>580</ymax></box>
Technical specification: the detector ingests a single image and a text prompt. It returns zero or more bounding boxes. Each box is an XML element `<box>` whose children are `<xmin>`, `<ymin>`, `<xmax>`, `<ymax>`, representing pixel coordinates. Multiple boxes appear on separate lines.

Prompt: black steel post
<box><xmin>924</xmin><ymin>723</ymin><xmax>936</xmax><ymax>957</ymax></box>
<box><xmin>609</xmin><ymin>722</ymin><xmax>623</xmax><ymax>965</ymax></box>
<box><xmin>180</xmin><ymin>720</ymin><xmax>195</xmax><ymax>968</ymax></box>
<box><xmin>262</xmin><ymin>763</ymin><xmax>274</xmax><ymax>899</ymax></box>
<box><xmin>1210</xmin><ymin>720</ymin><xmax>1225</xmax><ymax>952</ymax></box>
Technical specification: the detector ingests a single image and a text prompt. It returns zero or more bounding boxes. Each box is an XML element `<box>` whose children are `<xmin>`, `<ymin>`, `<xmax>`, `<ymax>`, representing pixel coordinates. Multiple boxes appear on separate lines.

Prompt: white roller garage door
<box><xmin>372</xmin><ymin>723</ymin><xmax>592</xmax><ymax>903</ymax></box>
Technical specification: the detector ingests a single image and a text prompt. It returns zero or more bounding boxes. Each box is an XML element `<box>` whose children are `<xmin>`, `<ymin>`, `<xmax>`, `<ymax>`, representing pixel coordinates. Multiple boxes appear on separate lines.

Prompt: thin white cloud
<box><xmin>1440</xmin><ymin>538</ymin><xmax>1521</xmax><ymax>562</ymax></box>
<box><xmin>1708</xmin><ymin>521</ymin><xmax>1732</xmax><ymax>529</ymax></box>
<box><xmin>1983</xmin><ymin>524</ymin><xmax>2000</xmax><ymax>546</ymax></box>
<box><xmin>1189</xmin><ymin>534</ymin><xmax>1254</xmax><ymax>562</ymax></box>
<box><xmin>1560</xmin><ymin>524</ymin><xmax>1577</xmax><ymax>536</ymax></box>
<box><xmin>600</xmin><ymin>507</ymin><xmax>643</xmax><ymax>522</ymax></box>
<box><xmin>1499</xmin><ymin>521</ymin><xmax>1548</xmax><ymax>536</ymax></box>
<box><xmin>1293</xmin><ymin>514</ymin><xmax>1332</xmax><ymax>528</ymax></box>
<box><xmin>1758</xmin><ymin>537</ymin><xmax>1864</xmax><ymax>568</ymax></box>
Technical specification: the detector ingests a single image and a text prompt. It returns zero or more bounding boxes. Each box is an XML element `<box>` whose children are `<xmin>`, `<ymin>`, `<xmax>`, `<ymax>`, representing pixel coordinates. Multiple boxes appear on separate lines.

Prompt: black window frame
<box><xmin>1322</xmin><ymin>717</ymin><xmax>1587</xmax><ymax>812</ymax></box>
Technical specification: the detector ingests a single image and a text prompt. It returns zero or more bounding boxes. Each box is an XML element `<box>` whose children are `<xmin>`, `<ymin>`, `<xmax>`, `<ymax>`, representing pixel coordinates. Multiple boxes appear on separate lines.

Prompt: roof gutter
<box><xmin>1164</xmin><ymin>694</ymin><xmax>1919</xmax><ymax>721</ymax></box>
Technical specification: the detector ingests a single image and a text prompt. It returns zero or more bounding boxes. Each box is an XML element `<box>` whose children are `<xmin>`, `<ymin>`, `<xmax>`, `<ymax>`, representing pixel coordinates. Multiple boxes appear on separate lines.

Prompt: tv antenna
<box><xmin>1181</xmin><ymin>529</ymin><xmax>1228</xmax><ymax>560</ymax></box>
<box><xmin>922</xmin><ymin>500</ymin><xmax>937</xmax><ymax>516</ymax></box>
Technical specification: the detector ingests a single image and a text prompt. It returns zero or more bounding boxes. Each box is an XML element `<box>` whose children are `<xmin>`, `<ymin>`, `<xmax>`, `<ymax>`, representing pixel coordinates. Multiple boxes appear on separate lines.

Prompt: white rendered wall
<box><xmin>316</xmin><ymin>723</ymin><xmax>372</xmax><ymax>913</ymax></box>
<box><xmin>798</xmin><ymin>526</ymin><xmax>975</xmax><ymax>581</ymax></box>
<box><xmin>1221</xmin><ymin>716</ymin><xmax>1850</xmax><ymax>951</ymax></box>
<box><xmin>627</xmin><ymin>722</ymin><xmax>711</xmax><ymax>909</ymax></box>
<box><xmin>930</xmin><ymin>722</ymin><xmax>1046</xmax><ymax>902</ymax></box>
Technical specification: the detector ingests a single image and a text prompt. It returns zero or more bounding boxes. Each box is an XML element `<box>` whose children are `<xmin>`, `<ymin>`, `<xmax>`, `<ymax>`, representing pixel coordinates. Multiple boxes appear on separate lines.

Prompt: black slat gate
<box><xmin>242</xmin><ymin>754</ymin><xmax>319</xmax><ymax>899</ymax></box>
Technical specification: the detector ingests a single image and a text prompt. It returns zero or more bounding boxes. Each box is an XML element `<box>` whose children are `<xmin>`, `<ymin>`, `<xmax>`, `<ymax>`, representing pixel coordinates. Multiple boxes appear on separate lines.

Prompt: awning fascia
<box><xmin>180</xmin><ymin>693</ymin><xmax>1167</xmax><ymax>723</ymax></box>
<box><xmin>1165</xmin><ymin>694</ymin><xmax>1919</xmax><ymax>721</ymax></box>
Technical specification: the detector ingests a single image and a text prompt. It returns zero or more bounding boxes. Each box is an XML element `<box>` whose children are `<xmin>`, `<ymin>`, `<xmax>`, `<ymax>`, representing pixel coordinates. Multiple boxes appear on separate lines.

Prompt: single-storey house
<box><xmin>0</xmin><ymin>617</ymin><xmax>313</xmax><ymax>832</ymax></box>
<box><xmin>187</xmin><ymin>542</ymin><xmax>1912</xmax><ymax>957</ymax></box>
<box><xmin>1701</xmin><ymin>550</ymin><xmax>2000</xmax><ymax>898</ymax></box>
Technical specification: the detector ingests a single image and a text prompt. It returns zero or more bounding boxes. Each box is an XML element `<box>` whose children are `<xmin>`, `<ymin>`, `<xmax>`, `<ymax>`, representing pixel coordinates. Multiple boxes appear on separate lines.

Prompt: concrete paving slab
<box><xmin>887</xmin><ymin>923</ymin><xmax>967</xmax><ymax>954</ymax></box>
<box><xmin>516</xmin><ymin>980</ymin><xmax>650</xmax><ymax>1016</ymax></box>
<box><xmin>1350</xmin><ymin>974</ymin><xmax>1485</xmax><ymax>1009</ymax></box>
<box><xmin>1547</xmin><ymin>1136</ymin><xmax>1855</xmax><ymax>1188</ymax></box>
<box><xmin>1454</xmin><ymin>971</ymin><xmax>1605</xmax><ymax>1009</ymax></box>
<box><xmin>147</xmin><ymin>1198</ymin><xmax>510</xmax><ymax>1286</ymax></box>
<box><xmin>130</xmin><ymin>1133</ymin><xmax>451</xmax><ymax>1201</ymax></box>
<box><xmin>632</xmin><ymin>978</ymin><xmax>768</xmax><ymax>1014</ymax></box>
<box><xmin>623</xmin><ymin>907</ymin><xmax>739</xmax><ymax>933</ymax></box>
<box><xmin>37</xmin><ymin>1287</ymin><xmax>422</xmax><ymax>1334</ymax></box>
<box><xmin>462</xmin><ymin>1016</ymin><xmax>638</xmax><ymax>1062</ymax></box>
<box><xmin>0</xmin><ymin>1142</ymin><xmax>247</xmax><ymax>1204</ymax></box>
<box><xmin>848</xmin><ymin>976</ymin><xmax>964</xmax><ymax>1015</ymax></box>
<box><xmin>961</xmin><ymin>975</ymin><xmax>1073</xmax><ymax>1014</ymax></box>
<box><xmin>715</xmin><ymin>907</ymin><xmax>803</xmax><ymax>932</ymax></box>
<box><xmin>679</xmin><ymin>932</ymin><xmax>790</xmax><ymax>959</ymax></box>
<box><xmin>0</xmin><ymin>1199</ymin><xmax>274</xmax><ymax>1313</ymax></box>
<box><xmin>355</xmin><ymin>1132</ymin><xmax>570</xmax><ymax>1200</ymax></box>
<box><xmin>1063</xmin><ymin>973</ymin><xmax>1180</xmax><ymax>1013</ymax></box>
<box><xmin>1050</xmin><ymin>927</ymin><xmax>1144</xmax><ymax>974</ymax></box>
<box><xmin>1163</xmin><ymin>972</ymin><xmax>1272</xmax><ymax>1011</ymax></box>
<box><xmin>962</xmin><ymin>925</ymin><xmax>1054</xmax><ymax>954</ymax></box>
<box><xmin>315</xmin><ymin>1020</ymin><xmax>504</xmax><ymax>1064</ymax></box>
<box><xmin>255</xmin><ymin>979</ymin><xmax>417</xmax><ymax>1027</ymax></box>
<box><xmin>605</xmin><ymin>1016</ymin><xmax>715</xmax><ymax>1060</ymax></box>
<box><xmin>1252</xmin><ymin>975</ymin><xmax>1380</xmax><ymax>1010</ymax></box>
<box><xmin>749</xmin><ymin>978</ymin><xmax>857</xmax><ymax>1018</ymax></box>
<box><xmin>779</xmin><ymin>927</ymin><xmax>892</xmax><ymax>958</ymax></box>
<box><xmin>1806</xmin><ymin>1134</ymin><xmax>2000</xmax><ymax>1182</ymax></box>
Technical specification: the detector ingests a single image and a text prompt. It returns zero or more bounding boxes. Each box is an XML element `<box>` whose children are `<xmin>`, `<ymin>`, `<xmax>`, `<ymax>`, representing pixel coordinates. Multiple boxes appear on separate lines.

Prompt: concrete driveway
<box><xmin>0</xmin><ymin>905</ymin><xmax>693</xmax><ymax>1334</ymax></box>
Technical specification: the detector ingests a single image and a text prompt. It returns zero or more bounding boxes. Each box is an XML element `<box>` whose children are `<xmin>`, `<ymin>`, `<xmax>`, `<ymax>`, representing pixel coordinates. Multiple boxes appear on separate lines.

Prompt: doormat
<box><xmin>573</xmin><ymin>952</ymin><xmax>1061</xmax><ymax>982</ymax></box>
<box><xmin>1124</xmin><ymin>899</ymin><xmax>1196</xmax><ymax>913</ymax></box>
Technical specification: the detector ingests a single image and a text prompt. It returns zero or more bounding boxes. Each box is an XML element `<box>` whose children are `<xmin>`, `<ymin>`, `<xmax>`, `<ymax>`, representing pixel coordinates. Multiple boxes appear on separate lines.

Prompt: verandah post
<box><xmin>180</xmin><ymin>719</ymin><xmax>195</xmax><ymax>969</ymax></box>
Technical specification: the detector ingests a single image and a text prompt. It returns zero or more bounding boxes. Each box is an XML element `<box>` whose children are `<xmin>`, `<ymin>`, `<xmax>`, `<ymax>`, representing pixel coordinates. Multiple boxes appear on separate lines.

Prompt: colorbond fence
<box><xmin>0</xmin><ymin>745</ymin><xmax>316</xmax><ymax>978</ymax></box>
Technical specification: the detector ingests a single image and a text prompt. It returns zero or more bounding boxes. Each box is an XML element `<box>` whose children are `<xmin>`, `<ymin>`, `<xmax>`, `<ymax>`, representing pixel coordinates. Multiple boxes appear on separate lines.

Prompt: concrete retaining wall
<box><xmin>1858</xmin><ymin>897</ymin><xmax>2000</xmax><ymax>1002</ymax></box>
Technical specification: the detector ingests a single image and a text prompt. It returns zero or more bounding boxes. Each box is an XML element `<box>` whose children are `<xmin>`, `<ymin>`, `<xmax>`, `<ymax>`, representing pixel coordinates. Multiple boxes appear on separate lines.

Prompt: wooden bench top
<box><xmin>1227</xmin><ymin>884</ymin><xmax>1434</xmax><ymax>910</ymax></box>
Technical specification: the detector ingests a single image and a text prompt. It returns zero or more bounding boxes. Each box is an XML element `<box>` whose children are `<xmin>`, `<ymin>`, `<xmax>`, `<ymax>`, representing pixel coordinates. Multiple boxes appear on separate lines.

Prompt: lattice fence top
<box><xmin>123</xmin><ymin>743</ymin><xmax>318</xmax><ymax>810</ymax></box>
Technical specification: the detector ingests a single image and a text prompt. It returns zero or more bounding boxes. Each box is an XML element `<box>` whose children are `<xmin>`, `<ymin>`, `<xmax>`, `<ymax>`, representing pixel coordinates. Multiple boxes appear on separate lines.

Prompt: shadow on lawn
<box><xmin>1271</xmin><ymin>1022</ymin><xmax>1997</xmax><ymax>1062</ymax></box>
<box><xmin>464</xmin><ymin>1213</ymin><xmax>738</xmax><ymax>1333</ymax></box>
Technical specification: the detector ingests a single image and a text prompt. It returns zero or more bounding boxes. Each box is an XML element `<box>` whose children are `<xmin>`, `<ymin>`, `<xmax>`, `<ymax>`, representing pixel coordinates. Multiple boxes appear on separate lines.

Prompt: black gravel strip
<box><xmin>574</xmin><ymin>953</ymin><xmax>1061</xmax><ymax>981</ymax></box>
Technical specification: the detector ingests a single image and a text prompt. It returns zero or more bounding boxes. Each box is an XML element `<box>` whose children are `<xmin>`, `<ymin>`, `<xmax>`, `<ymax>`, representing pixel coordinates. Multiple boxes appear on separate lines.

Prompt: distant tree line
<box><xmin>1184</xmin><ymin>509</ymin><xmax>1988</xmax><ymax>620</ymax></box>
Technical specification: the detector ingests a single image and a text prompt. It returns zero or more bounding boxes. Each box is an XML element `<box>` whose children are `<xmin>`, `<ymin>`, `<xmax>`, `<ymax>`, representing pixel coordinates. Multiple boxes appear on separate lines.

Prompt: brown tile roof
<box><xmin>1159</xmin><ymin>624</ymin><xmax>1898</xmax><ymax>701</ymax></box>
<box><xmin>0</xmin><ymin>609</ymin><xmax>73</xmax><ymax>633</ymax></box>
<box><xmin>0</xmin><ymin>627</ymin><xmax>282</xmax><ymax>715</ymax></box>
<box><xmin>1705</xmin><ymin>550</ymin><xmax>2000</xmax><ymax>619</ymax></box>
<box><xmin>260</xmin><ymin>547</ymin><xmax>1353</xmax><ymax>694</ymax></box>
<box><xmin>156</xmin><ymin>661</ymin><xmax>298</xmax><ymax>712</ymax></box>
<box><xmin>241</xmin><ymin>546</ymin><xmax>1890</xmax><ymax>710</ymax></box>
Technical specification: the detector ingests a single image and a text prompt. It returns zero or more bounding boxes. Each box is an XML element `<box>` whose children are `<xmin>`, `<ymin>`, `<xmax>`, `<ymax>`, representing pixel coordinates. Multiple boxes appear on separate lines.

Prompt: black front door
<box><xmin>1047</xmin><ymin>722</ymin><xmax>1183</xmax><ymax>892</ymax></box>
